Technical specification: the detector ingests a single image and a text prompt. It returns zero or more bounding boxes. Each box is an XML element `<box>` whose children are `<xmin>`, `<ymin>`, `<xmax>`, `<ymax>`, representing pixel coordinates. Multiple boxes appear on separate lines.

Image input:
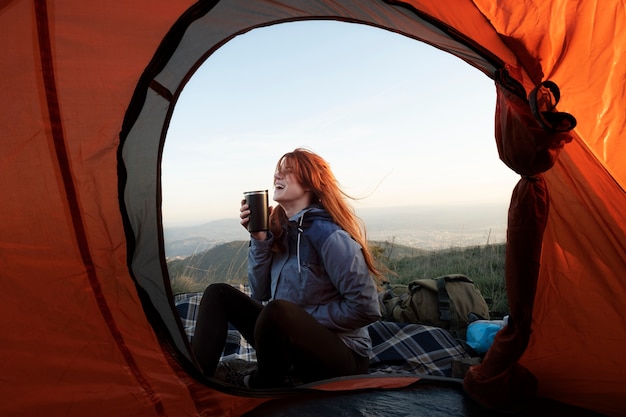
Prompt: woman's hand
<box><xmin>240</xmin><ymin>199</ymin><xmax>270</xmax><ymax>240</ymax></box>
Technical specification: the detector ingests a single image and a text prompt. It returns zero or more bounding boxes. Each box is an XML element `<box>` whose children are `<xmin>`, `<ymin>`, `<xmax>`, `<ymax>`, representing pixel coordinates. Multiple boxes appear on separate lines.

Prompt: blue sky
<box><xmin>161</xmin><ymin>21</ymin><xmax>519</xmax><ymax>227</ymax></box>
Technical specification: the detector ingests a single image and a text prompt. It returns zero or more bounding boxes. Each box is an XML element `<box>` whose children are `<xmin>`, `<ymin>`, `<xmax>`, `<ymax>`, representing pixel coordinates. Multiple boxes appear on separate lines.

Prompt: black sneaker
<box><xmin>214</xmin><ymin>359</ymin><xmax>257</xmax><ymax>387</ymax></box>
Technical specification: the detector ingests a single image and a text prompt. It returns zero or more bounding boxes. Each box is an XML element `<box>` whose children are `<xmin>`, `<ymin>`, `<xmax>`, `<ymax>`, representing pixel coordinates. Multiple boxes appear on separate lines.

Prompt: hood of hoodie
<box><xmin>289</xmin><ymin>204</ymin><xmax>332</xmax><ymax>226</ymax></box>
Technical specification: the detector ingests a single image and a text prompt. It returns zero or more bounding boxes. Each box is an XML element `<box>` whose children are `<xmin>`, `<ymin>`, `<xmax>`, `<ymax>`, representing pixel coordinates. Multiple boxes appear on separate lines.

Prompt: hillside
<box><xmin>167</xmin><ymin>240</ymin><xmax>250</xmax><ymax>287</ymax></box>
<box><xmin>166</xmin><ymin>240</ymin><xmax>507</xmax><ymax>314</ymax></box>
<box><xmin>167</xmin><ymin>239</ymin><xmax>428</xmax><ymax>288</ymax></box>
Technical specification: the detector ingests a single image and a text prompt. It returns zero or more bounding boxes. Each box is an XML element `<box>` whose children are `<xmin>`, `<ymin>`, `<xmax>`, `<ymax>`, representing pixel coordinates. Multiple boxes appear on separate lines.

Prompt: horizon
<box><xmin>163</xmin><ymin>201</ymin><xmax>511</xmax><ymax>228</ymax></box>
<box><xmin>163</xmin><ymin>202</ymin><xmax>510</xmax><ymax>251</ymax></box>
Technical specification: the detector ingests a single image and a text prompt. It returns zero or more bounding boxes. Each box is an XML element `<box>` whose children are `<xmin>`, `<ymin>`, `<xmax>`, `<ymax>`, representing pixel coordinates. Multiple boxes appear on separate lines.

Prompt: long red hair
<box><xmin>269</xmin><ymin>148</ymin><xmax>383</xmax><ymax>280</ymax></box>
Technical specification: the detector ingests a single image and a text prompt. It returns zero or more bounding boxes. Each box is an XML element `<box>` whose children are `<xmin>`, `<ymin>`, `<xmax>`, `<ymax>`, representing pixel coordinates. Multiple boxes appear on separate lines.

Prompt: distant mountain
<box><xmin>163</xmin><ymin>219</ymin><xmax>249</xmax><ymax>258</ymax></box>
<box><xmin>163</xmin><ymin>218</ymin><xmax>248</xmax><ymax>242</ymax></box>
<box><xmin>164</xmin><ymin>237</ymin><xmax>216</xmax><ymax>258</ymax></box>
<box><xmin>357</xmin><ymin>204</ymin><xmax>508</xmax><ymax>249</ymax></box>
<box><xmin>163</xmin><ymin>204</ymin><xmax>509</xmax><ymax>258</ymax></box>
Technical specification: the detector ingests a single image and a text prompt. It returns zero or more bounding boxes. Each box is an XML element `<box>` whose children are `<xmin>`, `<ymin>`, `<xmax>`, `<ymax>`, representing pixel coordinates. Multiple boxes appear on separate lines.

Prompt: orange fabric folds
<box><xmin>463</xmin><ymin>70</ymin><xmax>576</xmax><ymax>411</ymax></box>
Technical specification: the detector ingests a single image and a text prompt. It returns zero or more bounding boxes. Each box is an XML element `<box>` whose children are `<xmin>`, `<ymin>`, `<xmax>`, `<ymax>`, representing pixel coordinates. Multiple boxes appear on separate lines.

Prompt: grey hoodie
<box><xmin>248</xmin><ymin>205</ymin><xmax>381</xmax><ymax>357</ymax></box>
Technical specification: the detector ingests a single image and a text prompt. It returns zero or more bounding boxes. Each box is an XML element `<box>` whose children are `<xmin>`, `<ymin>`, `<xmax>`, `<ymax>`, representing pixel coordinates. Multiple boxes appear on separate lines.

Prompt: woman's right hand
<box><xmin>240</xmin><ymin>199</ymin><xmax>268</xmax><ymax>240</ymax></box>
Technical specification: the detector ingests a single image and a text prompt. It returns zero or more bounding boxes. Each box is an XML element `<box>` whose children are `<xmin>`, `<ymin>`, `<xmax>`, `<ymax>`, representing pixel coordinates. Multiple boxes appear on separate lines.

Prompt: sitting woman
<box><xmin>191</xmin><ymin>148</ymin><xmax>383</xmax><ymax>388</ymax></box>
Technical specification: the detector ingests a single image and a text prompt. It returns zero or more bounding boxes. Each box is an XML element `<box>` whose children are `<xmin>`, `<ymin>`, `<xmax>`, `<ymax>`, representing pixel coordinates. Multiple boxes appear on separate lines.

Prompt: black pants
<box><xmin>191</xmin><ymin>283</ymin><xmax>369</xmax><ymax>388</ymax></box>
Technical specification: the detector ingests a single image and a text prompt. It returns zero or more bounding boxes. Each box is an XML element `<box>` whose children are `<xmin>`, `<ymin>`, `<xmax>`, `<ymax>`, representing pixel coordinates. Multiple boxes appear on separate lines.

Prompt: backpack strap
<box><xmin>436</xmin><ymin>277</ymin><xmax>460</xmax><ymax>338</ymax></box>
<box><xmin>378</xmin><ymin>284</ymin><xmax>408</xmax><ymax>322</ymax></box>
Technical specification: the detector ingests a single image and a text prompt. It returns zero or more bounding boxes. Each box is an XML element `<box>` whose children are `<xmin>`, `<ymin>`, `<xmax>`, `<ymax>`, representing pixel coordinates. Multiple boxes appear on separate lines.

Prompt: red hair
<box><xmin>269</xmin><ymin>148</ymin><xmax>383</xmax><ymax>280</ymax></box>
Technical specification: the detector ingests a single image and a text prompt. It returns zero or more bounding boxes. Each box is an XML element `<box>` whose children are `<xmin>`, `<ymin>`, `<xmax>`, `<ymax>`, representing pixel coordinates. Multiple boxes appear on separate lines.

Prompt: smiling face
<box><xmin>273</xmin><ymin>161</ymin><xmax>313</xmax><ymax>217</ymax></box>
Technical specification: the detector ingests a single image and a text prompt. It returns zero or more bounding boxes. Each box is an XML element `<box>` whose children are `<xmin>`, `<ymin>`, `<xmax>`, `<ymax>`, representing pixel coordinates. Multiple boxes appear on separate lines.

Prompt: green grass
<box><xmin>372</xmin><ymin>242</ymin><xmax>509</xmax><ymax>316</ymax></box>
<box><xmin>168</xmin><ymin>240</ymin><xmax>249</xmax><ymax>293</ymax></box>
<box><xmin>169</xmin><ymin>240</ymin><xmax>509</xmax><ymax>317</ymax></box>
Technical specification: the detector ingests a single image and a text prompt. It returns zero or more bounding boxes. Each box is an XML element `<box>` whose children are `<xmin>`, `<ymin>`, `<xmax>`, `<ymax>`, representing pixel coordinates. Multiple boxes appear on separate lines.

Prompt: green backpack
<box><xmin>379</xmin><ymin>274</ymin><xmax>490</xmax><ymax>339</ymax></box>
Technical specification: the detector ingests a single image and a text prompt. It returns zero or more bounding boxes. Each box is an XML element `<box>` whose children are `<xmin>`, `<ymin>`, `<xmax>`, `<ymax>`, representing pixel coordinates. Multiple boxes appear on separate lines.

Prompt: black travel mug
<box><xmin>243</xmin><ymin>190</ymin><xmax>269</xmax><ymax>232</ymax></box>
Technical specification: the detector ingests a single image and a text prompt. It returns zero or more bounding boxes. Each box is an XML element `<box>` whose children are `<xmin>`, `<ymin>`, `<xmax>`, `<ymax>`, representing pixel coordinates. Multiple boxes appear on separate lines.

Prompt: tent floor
<box><xmin>244</xmin><ymin>379</ymin><xmax>606</xmax><ymax>417</ymax></box>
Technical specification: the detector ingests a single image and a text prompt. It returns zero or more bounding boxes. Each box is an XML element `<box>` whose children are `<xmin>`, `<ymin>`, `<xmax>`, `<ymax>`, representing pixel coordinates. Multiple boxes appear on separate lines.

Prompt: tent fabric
<box><xmin>1</xmin><ymin>1</ymin><xmax>625</xmax><ymax>416</ymax></box>
<box><xmin>464</xmin><ymin>73</ymin><xmax>576</xmax><ymax>410</ymax></box>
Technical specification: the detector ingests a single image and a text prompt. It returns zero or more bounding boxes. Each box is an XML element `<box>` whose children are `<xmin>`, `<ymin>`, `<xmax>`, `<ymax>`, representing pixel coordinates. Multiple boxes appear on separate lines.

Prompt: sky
<box><xmin>161</xmin><ymin>21</ymin><xmax>520</xmax><ymax>227</ymax></box>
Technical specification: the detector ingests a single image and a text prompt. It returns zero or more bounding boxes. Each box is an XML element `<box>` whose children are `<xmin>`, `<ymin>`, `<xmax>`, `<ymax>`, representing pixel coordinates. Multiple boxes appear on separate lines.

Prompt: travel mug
<box><xmin>243</xmin><ymin>190</ymin><xmax>269</xmax><ymax>232</ymax></box>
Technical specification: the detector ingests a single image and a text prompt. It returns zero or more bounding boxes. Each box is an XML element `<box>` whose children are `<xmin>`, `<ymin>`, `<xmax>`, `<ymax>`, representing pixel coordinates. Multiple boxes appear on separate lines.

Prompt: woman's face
<box><xmin>273</xmin><ymin>167</ymin><xmax>311</xmax><ymax>210</ymax></box>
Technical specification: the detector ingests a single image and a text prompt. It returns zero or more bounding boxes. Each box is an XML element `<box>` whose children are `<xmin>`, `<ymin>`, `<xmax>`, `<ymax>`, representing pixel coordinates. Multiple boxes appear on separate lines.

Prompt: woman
<box><xmin>191</xmin><ymin>148</ymin><xmax>382</xmax><ymax>388</ymax></box>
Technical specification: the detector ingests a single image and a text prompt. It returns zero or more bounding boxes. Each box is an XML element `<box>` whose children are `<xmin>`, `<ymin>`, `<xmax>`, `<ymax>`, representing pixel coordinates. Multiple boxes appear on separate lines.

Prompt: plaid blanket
<box><xmin>367</xmin><ymin>320</ymin><xmax>469</xmax><ymax>376</ymax></box>
<box><xmin>175</xmin><ymin>287</ymin><xmax>256</xmax><ymax>362</ymax></box>
<box><xmin>174</xmin><ymin>287</ymin><xmax>470</xmax><ymax>377</ymax></box>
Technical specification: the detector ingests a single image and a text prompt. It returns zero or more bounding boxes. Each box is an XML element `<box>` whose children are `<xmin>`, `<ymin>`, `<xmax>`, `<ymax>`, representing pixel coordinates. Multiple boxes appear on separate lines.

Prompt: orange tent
<box><xmin>1</xmin><ymin>1</ymin><xmax>624</xmax><ymax>416</ymax></box>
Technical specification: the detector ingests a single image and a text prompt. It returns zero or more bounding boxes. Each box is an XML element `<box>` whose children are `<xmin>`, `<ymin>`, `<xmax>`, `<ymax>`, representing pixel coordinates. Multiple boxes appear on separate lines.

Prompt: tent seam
<box><xmin>34</xmin><ymin>1</ymin><xmax>167</xmax><ymax>415</ymax></box>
